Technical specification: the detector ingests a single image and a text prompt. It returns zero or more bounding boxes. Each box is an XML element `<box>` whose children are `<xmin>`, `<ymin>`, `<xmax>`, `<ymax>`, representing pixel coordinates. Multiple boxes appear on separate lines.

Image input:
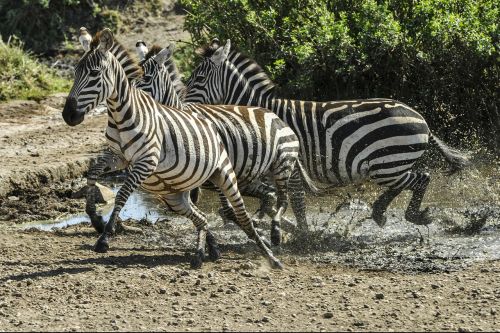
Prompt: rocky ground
<box><xmin>0</xmin><ymin>220</ymin><xmax>498</xmax><ymax>332</ymax></box>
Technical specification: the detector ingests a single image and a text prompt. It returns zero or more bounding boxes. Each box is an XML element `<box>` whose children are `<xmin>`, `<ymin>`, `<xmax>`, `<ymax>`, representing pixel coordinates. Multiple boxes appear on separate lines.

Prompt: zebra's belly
<box><xmin>139</xmin><ymin>165</ymin><xmax>215</xmax><ymax>195</ymax></box>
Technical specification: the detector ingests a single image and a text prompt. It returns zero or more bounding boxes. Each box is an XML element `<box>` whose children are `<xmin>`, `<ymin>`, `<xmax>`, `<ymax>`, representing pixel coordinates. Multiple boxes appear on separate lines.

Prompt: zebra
<box><xmin>184</xmin><ymin>39</ymin><xmax>470</xmax><ymax>228</ymax></box>
<box><xmin>133</xmin><ymin>43</ymin><xmax>317</xmax><ymax>245</ymax></box>
<box><xmin>62</xmin><ymin>28</ymin><xmax>283</xmax><ymax>269</ymax></box>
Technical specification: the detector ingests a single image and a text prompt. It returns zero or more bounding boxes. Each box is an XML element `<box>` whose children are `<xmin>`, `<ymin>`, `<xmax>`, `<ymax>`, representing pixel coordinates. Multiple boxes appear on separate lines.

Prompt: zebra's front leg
<box><xmin>209</xmin><ymin>162</ymin><xmax>282</xmax><ymax>269</ymax></box>
<box><xmin>94</xmin><ymin>158</ymin><xmax>156</xmax><ymax>253</ymax></box>
<box><xmin>86</xmin><ymin>149</ymin><xmax>127</xmax><ymax>233</ymax></box>
<box><xmin>161</xmin><ymin>192</ymin><xmax>220</xmax><ymax>268</ymax></box>
<box><xmin>404</xmin><ymin>172</ymin><xmax>432</xmax><ymax>225</ymax></box>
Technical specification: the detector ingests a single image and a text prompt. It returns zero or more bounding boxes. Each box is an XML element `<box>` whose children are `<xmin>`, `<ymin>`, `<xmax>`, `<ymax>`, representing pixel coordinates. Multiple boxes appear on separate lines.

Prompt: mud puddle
<box><xmin>15</xmin><ymin>163</ymin><xmax>500</xmax><ymax>274</ymax></box>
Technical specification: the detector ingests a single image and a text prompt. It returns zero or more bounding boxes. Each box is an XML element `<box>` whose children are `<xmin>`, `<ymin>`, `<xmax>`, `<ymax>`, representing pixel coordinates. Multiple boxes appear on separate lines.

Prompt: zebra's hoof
<box><xmin>208</xmin><ymin>245</ymin><xmax>221</xmax><ymax>262</ymax></box>
<box><xmin>270</xmin><ymin>259</ymin><xmax>284</xmax><ymax>270</ymax></box>
<box><xmin>90</xmin><ymin>216</ymin><xmax>105</xmax><ymax>234</ymax></box>
<box><xmin>372</xmin><ymin>213</ymin><xmax>387</xmax><ymax>227</ymax></box>
<box><xmin>190</xmin><ymin>250</ymin><xmax>205</xmax><ymax>269</ymax></box>
<box><xmin>271</xmin><ymin>224</ymin><xmax>281</xmax><ymax>247</ymax></box>
<box><xmin>94</xmin><ymin>237</ymin><xmax>109</xmax><ymax>253</ymax></box>
<box><xmin>406</xmin><ymin>208</ymin><xmax>433</xmax><ymax>226</ymax></box>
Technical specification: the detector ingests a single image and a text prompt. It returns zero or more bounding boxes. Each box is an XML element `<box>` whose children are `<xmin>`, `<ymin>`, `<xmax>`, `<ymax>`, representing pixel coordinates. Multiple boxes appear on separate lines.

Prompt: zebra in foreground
<box><xmin>62</xmin><ymin>29</ymin><xmax>283</xmax><ymax>269</ymax></box>
<box><xmin>185</xmin><ymin>39</ymin><xmax>470</xmax><ymax>228</ymax></box>
<box><xmin>133</xmin><ymin>43</ymin><xmax>317</xmax><ymax>245</ymax></box>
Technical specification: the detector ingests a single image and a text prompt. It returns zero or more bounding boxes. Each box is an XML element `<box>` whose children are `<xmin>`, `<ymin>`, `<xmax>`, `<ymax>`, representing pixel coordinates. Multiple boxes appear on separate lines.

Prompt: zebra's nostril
<box><xmin>62</xmin><ymin>96</ymin><xmax>84</xmax><ymax>126</ymax></box>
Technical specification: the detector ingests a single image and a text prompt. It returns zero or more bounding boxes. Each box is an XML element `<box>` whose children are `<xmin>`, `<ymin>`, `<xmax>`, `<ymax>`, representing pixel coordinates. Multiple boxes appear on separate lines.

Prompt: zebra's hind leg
<box><xmin>404</xmin><ymin>172</ymin><xmax>432</xmax><ymax>225</ymax></box>
<box><xmin>288</xmin><ymin>167</ymin><xmax>308</xmax><ymax>232</ymax></box>
<box><xmin>269</xmin><ymin>157</ymin><xmax>296</xmax><ymax>247</ymax></box>
<box><xmin>371</xmin><ymin>188</ymin><xmax>403</xmax><ymax>227</ymax></box>
<box><xmin>242</xmin><ymin>181</ymin><xmax>277</xmax><ymax>221</ymax></box>
<box><xmin>371</xmin><ymin>171</ymin><xmax>432</xmax><ymax>227</ymax></box>
<box><xmin>161</xmin><ymin>192</ymin><xmax>219</xmax><ymax>268</ymax></box>
<box><xmin>209</xmin><ymin>161</ymin><xmax>283</xmax><ymax>269</ymax></box>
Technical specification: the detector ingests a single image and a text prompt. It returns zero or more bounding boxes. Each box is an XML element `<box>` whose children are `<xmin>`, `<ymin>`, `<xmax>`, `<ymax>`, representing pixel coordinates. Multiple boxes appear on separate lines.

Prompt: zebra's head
<box><xmin>185</xmin><ymin>39</ymin><xmax>231</xmax><ymax>104</ymax></box>
<box><xmin>134</xmin><ymin>44</ymin><xmax>175</xmax><ymax>101</ymax></box>
<box><xmin>62</xmin><ymin>28</ymin><xmax>116</xmax><ymax>126</ymax></box>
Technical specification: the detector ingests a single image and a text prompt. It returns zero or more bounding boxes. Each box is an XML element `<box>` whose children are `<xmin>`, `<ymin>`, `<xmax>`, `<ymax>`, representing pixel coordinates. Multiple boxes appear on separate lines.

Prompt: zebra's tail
<box><xmin>294</xmin><ymin>160</ymin><xmax>323</xmax><ymax>195</ymax></box>
<box><xmin>429</xmin><ymin>132</ymin><xmax>471</xmax><ymax>175</ymax></box>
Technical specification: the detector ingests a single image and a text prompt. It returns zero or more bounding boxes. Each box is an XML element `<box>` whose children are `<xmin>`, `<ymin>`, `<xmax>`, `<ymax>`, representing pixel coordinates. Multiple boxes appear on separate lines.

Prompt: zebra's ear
<box><xmin>154</xmin><ymin>43</ymin><xmax>175</xmax><ymax>65</ymax></box>
<box><xmin>211</xmin><ymin>39</ymin><xmax>231</xmax><ymax>65</ymax></box>
<box><xmin>97</xmin><ymin>28</ymin><xmax>114</xmax><ymax>54</ymax></box>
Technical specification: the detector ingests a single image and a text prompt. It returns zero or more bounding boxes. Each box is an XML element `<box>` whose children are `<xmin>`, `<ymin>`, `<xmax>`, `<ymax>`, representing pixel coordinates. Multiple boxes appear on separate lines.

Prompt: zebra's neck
<box><xmin>105</xmin><ymin>57</ymin><xmax>139</xmax><ymax>125</ymax></box>
<box><xmin>158</xmin><ymin>69</ymin><xmax>184</xmax><ymax>110</ymax></box>
<box><xmin>219</xmin><ymin>52</ymin><xmax>276</xmax><ymax>109</ymax></box>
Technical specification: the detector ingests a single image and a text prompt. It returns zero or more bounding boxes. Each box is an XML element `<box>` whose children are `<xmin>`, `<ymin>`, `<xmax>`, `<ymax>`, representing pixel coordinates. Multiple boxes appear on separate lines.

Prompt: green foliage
<box><xmin>0</xmin><ymin>0</ymin><xmax>161</xmax><ymax>54</ymax></box>
<box><xmin>0</xmin><ymin>38</ymin><xmax>70</xmax><ymax>101</ymax></box>
<box><xmin>182</xmin><ymin>0</ymin><xmax>499</xmax><ymax>150</ymax></box>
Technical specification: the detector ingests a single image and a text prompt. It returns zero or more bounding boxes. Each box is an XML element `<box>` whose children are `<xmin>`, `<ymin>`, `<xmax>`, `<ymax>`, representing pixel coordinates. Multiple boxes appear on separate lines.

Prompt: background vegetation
<box><xmin>0</xmin><ymin>0</ymin><xmax>162</xmax><ymax>54</ymax></box>
<box><xmin>0</xmin><ymin>38</ymin><xmax>70</xmax><ymax>101</ymax></box>
<box><xmin>182</xmin><ymin>0</ymin><xmax>499</xmax><ymax>151</ymax></box>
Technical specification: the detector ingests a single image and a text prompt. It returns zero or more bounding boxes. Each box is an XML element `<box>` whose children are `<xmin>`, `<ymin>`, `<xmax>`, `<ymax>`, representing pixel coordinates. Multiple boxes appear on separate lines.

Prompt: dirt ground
<box><xmin>0</xmin><ymin>221</ymin><xmax>498</xmax><ymax>332</ymax></box>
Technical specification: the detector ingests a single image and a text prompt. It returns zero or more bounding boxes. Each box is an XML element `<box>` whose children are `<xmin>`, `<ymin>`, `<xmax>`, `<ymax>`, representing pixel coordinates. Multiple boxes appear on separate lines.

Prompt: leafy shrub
<box><xmin>182</xmin><ymin>0</ymin><xmax>499</xmax><ymax>151</ymax></box>
<box><xmin>0</xmin><ymin>38</ymin><xmax>70</xmax><ymax>101</ymax></box>
<box><xmin>0</xmin><ymin>0</ymin><xmax>162</xmax><ymax>54</ymax></box>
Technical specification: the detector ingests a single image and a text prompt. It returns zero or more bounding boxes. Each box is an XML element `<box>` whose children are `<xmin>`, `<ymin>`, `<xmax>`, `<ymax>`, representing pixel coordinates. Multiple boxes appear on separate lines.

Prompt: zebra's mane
<box><xmin>90</xmin><ymin>31</ymin><xmax>143</xmax><ymax>81</ymax></box>
<box><xmin>144</xmin><ymin>44</ymin><xmax>163</xmax><ymax>61</ymax></box>
<box><xmin>145</xmin><ymin>44</ymin><xmax>187</xmax><ymax>101</ymax></box>
<box><xmin>199</xmin><ymin>42</ymin><xmax>277</xmax><ymax>100</ymax></box>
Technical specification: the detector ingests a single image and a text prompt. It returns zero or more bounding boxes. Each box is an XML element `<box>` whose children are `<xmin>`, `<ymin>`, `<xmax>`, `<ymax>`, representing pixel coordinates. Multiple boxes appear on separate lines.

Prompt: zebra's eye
<box><xmin>90</xmin><ymin>69</ymin><xmax>100</xmax><ymax>76</ymax></box>
<box><xmin>144</xmin><ymin>75</ymin><xmax>152</xmax><ymax>81</ymax></box>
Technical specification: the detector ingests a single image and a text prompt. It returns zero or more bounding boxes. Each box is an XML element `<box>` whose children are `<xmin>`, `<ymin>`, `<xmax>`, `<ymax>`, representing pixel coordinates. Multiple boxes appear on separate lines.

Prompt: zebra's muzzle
<box><xmin>62</xmin><ymin>97</ymin><xmax>85</xmax><ymax>126</ymax></box>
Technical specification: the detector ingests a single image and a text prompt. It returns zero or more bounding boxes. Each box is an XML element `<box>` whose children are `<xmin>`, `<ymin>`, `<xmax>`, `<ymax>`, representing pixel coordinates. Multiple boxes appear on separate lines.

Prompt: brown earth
<box><xmin>0</xmin><ymin>222</ymin><xmax>498</xmax><ymax>332</ymax></box>
<box><xmin>0</xmin><ymin>94</ymin><xmax>106</xmax><ymax>220</ymax></box>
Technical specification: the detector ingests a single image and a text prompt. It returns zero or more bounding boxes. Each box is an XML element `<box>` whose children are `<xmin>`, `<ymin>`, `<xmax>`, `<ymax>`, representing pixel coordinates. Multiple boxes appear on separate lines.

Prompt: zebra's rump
<box><xmin>186</xmin><ymin>104</ymin><xmax>300</xmax><ymax>188</ymax></box>
<box><xmin>279</xmin><ymin>98</ymin><xmax>430</xmax><ymax>185</ymax></box>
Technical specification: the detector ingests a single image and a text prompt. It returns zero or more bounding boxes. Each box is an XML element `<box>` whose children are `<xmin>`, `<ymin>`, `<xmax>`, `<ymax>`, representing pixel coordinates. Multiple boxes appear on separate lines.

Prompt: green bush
<box><xmin>0</xmin><ymin>38</ymin><xmax>70</xmax><ymax>101</ymax></box>
<box><xmin>0</xmin><ymin>0</ymin><xmax>161</xmax><ymax>54</ymax></box>
<box><xmin>182</xmin><ymin>0</ymin><xmax>499</xmax><ymax>151</ymax></box>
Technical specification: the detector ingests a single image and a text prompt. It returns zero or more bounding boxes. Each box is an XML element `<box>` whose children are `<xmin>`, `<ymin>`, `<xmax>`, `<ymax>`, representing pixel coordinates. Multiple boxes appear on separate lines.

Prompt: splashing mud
<box><xmin>16</xmin><ymin>163</ymin><xmax>500</xmax><ymax>273</ymax></box>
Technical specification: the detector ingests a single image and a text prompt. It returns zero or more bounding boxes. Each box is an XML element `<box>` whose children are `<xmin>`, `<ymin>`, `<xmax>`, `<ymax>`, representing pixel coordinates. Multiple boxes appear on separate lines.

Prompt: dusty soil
<box><xmin>0</xmin><ymin>221</ymin><xmax>498</xmax><ymax>332</ymax></box>
<box><xmin>0</xmin><ymin>94</ymin><xmax>107</xmax><ymax>221</ymax></box>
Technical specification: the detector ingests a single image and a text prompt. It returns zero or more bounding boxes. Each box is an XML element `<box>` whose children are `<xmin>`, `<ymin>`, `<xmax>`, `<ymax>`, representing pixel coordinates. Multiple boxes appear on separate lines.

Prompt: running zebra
<box><xmin>63</xmin><ymin>29</ymin><xmax>283</xmax><ymax>269</ymax></box>
<box><xmin>184</xmin><ymin>39</ymin><xmax>470</xmax><ymax>227</ymax></box>
<box><xmin>133</xmin><ymin>43</ymin><xmax>316</xmax><ymax>244</ymax></box>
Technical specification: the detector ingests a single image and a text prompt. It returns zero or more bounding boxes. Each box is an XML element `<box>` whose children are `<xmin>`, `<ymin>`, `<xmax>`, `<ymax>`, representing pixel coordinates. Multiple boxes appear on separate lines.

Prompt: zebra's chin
<box><xmin>62</xmin><ymin>97</ymin><xmax>86</xmax><ymax>126</ymax></box>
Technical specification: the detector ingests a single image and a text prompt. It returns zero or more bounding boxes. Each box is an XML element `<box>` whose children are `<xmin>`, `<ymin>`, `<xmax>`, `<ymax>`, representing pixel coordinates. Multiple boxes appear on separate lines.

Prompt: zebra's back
<box><xmin>185</xmin><ymin>104</ymin><xmax>300</xmax><ymax>188</ymax></box>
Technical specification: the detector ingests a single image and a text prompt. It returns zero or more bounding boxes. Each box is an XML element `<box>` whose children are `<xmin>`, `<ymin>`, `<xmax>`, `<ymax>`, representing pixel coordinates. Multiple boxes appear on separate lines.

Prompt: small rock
<box><xmin>262</xmin><ymin>316</ymin><xmax>270</xmax><ymax>322</ymax></box>
<box><xmin>431</xmin><ymin>284</ymin><xmax>440</xmax><ymax>289</ymax></box>
<box><xmin>7</xmin><ymin>196</ymin><xmax>19</xmax><ymax>201</ymax></box>
<box><xmin>323</xmin><ymin>312</ymin><xmax>334</xmax><ymax>319</ymax></box>
<box><xmin>173</xmin><ymin>291</ymin><xmax>181</xmax><ymax>296</ymax></box>
<box><xmin>353</xmin><ymin>321</ymin><xmax>365</xmax><ymax>327</ymax></box>
<box><xmin>261</xmin><ymin>300</ymin><xmax>271</xmax><ymax>306</ymax></box>
<box><xmin>159</xmin><ymin>288</ymin><xmax>167</xmax><ymax>294</ymax></box>
<box><xmin>374</xmin><ymin>293</ymin><xmax>384</xmax><ymax>300</ymax></box>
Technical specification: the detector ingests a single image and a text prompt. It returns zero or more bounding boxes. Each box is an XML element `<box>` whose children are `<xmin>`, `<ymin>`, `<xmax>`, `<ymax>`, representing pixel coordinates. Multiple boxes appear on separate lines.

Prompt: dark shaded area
<box><xmin>0</xmin><ymin>0</ymin><xmax>163</xmax><ymax>55</ymax></box>
<box><xmin>183</xmin><ymin>0</ymin><xmax>499</xmax><ymax>151</ymax></box>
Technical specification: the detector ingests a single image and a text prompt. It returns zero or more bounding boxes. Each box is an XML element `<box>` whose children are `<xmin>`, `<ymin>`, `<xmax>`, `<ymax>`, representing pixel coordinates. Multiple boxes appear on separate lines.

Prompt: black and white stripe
<box><xmin>184</xmin><ymin>39</ymin><xmax>470</xmax><ymax>227</ymax></box>
<box><xmin>62</xmin><ymin>30</ymin><xmax>283</xmax><ymax>269</ymax></box>
<box><xmin>133</xmin><ymin>44</ymin><xmax>314</xmax><ymax>244</ymax></box>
